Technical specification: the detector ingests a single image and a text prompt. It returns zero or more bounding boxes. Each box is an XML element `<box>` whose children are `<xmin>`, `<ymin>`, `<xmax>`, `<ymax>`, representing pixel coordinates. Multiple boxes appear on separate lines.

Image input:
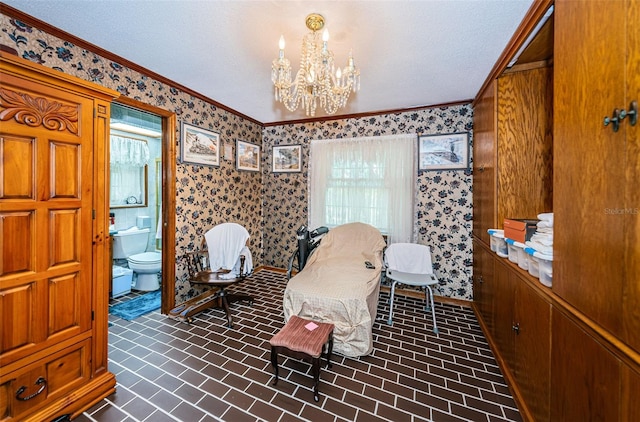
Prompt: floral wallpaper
<box><xmin>1</xmin><ymin>14</ymin><xmax>475</xmax><ymax>301</ymax></box>
<box><xmin>0</xmin><ymin>15</ymin><xmax>264</xmax><ymax>303</ymax></box>
<box><xmin>262</xmin><ymin>106</ymin><xmax>475</xmax><ymax>299</ymax></box>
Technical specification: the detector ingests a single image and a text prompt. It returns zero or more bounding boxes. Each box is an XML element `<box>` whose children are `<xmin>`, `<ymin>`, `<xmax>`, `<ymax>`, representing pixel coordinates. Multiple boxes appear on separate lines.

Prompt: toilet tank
<box><xmin>112</xmin><ymin>228</ymin><xmax>150</xmax><ymax>259</ymax></box>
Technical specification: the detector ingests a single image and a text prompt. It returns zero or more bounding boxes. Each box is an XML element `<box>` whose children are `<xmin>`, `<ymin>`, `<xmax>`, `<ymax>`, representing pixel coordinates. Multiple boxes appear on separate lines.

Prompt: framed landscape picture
<box><xmin>236</xmin><ymin>140</ymin><xmax>260</xmax><ymax>172</ymax></box>
<box><xmin>180</xmin><ymin>122</ymin><xmax>220</xmax><ymax>166</ymax></box>
<box><xmin>418</xmin><ymin>132</ymin><xmax>469</xmax><ymax>171</ymax></box>
<box><xmin>272</xmin><ymin>144</ymin><xmax>302</xmax><ymax>173</ymax></box>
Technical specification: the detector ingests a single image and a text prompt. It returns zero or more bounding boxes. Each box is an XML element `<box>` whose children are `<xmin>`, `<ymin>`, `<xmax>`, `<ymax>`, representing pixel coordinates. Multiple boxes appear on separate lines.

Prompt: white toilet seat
<box><xmin>127</xmin><ymin>252</ymin><xmax>162</xmax><ymax>291</ymax></box>
<box><xmin>128</xmin><ymin>252</ymin><xmax>161</xmax><ymax>265</ymax></box>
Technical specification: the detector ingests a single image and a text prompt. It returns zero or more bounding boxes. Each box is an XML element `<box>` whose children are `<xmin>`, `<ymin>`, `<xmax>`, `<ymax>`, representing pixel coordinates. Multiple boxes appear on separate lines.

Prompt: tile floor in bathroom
<box><xmin>84</xmin><ymin>269</ymin><xmax>521</xmax><ymax>421</ymax></box>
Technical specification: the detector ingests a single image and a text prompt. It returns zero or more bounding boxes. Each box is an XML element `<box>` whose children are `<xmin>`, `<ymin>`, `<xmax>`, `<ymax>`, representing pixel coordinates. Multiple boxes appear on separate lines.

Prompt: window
<box><xmin>309</xmin><ymin>134</ymin><xmax>416</xmax><ymax>243</ymax></box>
<box><xmin>110</xmin><ymin>135</ymin><xmax>149</xmax><ymax>208</ymax></box>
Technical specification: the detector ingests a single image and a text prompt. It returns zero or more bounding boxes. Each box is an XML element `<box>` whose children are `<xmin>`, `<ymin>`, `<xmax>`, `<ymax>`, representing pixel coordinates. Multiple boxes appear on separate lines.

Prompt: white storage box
<box><xmin>537</xmin><ymin>253</ymin><xmax>553</xmax><ymax>287</ymax></box>
<box><xmin>524</xmin><ymin>248</ymin><xmax>553</xmax><ymax>287</ymax></box>
<box><xmin>515</xmin><ymin>241</ymin><xmax>528</xmax><ymax>270</ymax></box>
<box><xmin>488</xmin><ymin>229</ymin><xmax>508</xmax><ymax>258</ymax></box>
<box><xmin>112</xmin><ymin>266</ymin><xmax>133</xmax><ymax>298</ymax></box>
<box><xmin>505</xmin><ymin>238</ymin><xmax>528</xmax><ymax>269</ymax></box>
<box><xmin>525</xmin><ymin>247</ymin><xmax>540</xmax><ymax>278</ymax></box>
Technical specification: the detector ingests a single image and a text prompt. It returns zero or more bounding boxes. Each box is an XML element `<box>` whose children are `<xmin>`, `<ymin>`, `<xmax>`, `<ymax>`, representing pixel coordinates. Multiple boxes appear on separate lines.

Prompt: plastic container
<box><xmin>524</xmin><ymin>247</ymin><xmax>540</xmax><ymax>278</ymax></box>
<box><xmin>112</xmin><ymin>266</ymin><xmax>133</xmax><ymax>298</ymax></box>
<box><xmin>537</xmin><ymin>253</ymin><xmax>553</xmax><ymax>287</ymax></box>
<box><xmin>488</xmin><ymin>229</ymin><xmax>508</xmax><ymax>258</ymax></box>
<box><xmin>524</xmin><ymin>247</ymin><xmax>553</xmax><ymax>287</ymax></box>
<box><xmin>515</xmin><ymin>241</ymin><xmax>529</xmax><ymax>270</ymax></box>
<box><xmin>505</xmin><ymin>238</ymin><xmax>525</xmax><ymax>267</ymax></box>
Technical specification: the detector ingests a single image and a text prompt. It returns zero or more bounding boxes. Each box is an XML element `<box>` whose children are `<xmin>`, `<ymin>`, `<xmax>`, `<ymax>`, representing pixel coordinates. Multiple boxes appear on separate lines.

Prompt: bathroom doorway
<box><xmin>110</xmin><ymin>99</ymin><xmax>177</xmax><ymax>314</ymax></box>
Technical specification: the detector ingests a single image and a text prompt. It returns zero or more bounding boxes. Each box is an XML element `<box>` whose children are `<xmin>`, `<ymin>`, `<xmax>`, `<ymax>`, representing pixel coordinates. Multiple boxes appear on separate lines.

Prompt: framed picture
<box><xmin>418</xmin><ymin>132</ymin><xmax>469</xmax><ymax>171</ymax></box>
<box><xmin>180</xmin><ymin>122</ymin><xmax>220</xmax><ymax>166</ymax></box>
<box><xmin>272</xmin><ymin>144</ymin><xmax>302</xmax><ymax>173</ymax></box>
<box><xmin>236</xmin><ymin>140</ymin><xmax>261</xmax><ymax>172</ymax></box>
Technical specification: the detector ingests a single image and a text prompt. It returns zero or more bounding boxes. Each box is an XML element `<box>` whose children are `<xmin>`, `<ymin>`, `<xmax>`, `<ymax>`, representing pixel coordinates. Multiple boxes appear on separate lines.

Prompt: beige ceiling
<box><xmin>3</xmin><ymin>0</ymin><xmax>534</xmax><ymax>124</ymax></box>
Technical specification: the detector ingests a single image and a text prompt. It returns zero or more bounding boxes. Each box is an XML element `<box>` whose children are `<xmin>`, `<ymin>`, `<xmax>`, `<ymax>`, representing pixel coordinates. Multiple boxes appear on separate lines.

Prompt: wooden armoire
<box><xmin>0</xmin><ymin>52</ymin><xmax>118</xmax><ymax>420</ymax></box>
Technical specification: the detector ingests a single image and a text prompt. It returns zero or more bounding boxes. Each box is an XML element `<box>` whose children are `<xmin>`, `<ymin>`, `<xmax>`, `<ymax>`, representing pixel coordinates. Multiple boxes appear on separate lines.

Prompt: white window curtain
<box><xmin>309</xmin><ymin>134</ymin><xmax>416</xmax><ymax>243</ymax></box>
<box><xmin>110</xmin><ymin>135</ymin><xmax>150</xmax><ymax>167</ymax></box>
<box><xmin>110</xmin><ymin>136</ymin><xmax>149</xmax><ymax>206</ymax></box>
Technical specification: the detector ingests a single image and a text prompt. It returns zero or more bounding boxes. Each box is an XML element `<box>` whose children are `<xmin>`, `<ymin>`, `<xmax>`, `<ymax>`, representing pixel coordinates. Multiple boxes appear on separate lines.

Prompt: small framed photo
<box><xmin>418</xmin><ymin>132</ymin><xmax>469</xmax><ymax>171</ymax></box>
<box><xmin>180</xmin><ymin>122</ymin><xmax>220</xmax><ymax>166</ymax></box>
<box><xmin>272</xmin><ymin>144</ymin><xmax>302</xmax><ymax>173</ymax></box>
<box><xmin>236</xmin><ymin>140</ymin><xmax>261</xmax><ymax>172</ymax></box>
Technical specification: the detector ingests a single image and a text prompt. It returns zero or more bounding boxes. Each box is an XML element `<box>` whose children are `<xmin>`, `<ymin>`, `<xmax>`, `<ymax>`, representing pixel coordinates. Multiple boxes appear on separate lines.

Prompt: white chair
<box><xmin>384</xmin><ymin>243</ymin><xmax>439</xmax><ymax>334</ymax></box>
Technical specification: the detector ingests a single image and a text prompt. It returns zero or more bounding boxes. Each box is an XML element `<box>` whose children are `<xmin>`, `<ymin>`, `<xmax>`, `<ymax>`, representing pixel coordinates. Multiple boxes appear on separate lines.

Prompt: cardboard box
<box><xmin>503</xmin><ymin>218</ymin><xmax>539</xmax><ymax>243</ymax></box>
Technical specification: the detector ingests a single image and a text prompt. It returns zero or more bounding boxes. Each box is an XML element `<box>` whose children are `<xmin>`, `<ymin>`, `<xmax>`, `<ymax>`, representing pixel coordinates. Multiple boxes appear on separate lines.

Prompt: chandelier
<box><xmin>271</xmin><ymin>13</ymin><xmax>360</xmax><ymax>117</ymax></box>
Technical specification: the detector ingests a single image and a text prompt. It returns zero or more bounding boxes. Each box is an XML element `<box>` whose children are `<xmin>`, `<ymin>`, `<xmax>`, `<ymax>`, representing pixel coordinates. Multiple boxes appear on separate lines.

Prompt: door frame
<box><xmin>113</xmin><ymin>97</ymin><xmax>177</xmax><ymax>313</ymax></box>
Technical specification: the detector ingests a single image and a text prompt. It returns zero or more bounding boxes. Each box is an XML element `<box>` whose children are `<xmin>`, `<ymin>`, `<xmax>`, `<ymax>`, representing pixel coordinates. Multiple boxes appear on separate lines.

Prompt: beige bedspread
<box><xmin>283</xmin><ymin>222</ymin><xmax>386</xmax><ymax>357</ymax></box>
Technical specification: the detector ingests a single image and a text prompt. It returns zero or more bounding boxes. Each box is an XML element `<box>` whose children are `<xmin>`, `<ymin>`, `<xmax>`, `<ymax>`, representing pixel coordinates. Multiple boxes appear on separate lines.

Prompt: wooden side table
<box><xmin>269</xmin><ymin>315</ymin><xmax>334</xmax><ymax>402</ymax></box>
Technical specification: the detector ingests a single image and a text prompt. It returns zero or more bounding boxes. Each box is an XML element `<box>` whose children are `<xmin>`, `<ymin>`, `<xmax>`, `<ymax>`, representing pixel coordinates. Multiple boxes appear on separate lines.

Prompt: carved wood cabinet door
<box><xmin>0</xmin><ymin>70</ymin><xmax>94</xmax><ymax>364</ymax></box>
<box><xmin>0</xmin><ymin>53</ymin><xmax>118</xmax><ymax>420</ymax></box>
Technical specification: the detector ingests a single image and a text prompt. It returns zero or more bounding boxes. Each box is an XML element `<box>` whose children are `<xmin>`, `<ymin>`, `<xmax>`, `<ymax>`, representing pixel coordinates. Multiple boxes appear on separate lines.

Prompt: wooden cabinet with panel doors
<box><xmin>473</xmin><ymin>0</ymin><xmax>640</xmax><ymax>420</ymax></box>
<box><xmin>472</xmin><ymin>2</ymin><xmax>555</xmax><ymax>416</ymax></box>
<box><xmin>474</xmin><ymin>241</ymin><xmax>551</xmax><ymax>422</ymax></box>
<box><xmin>508</xmin><ymin>262</ymin><xmax>551</xmax><ymax>422</ymax></box>
<box><xmin>553</xmin><ymin>0</ymin><xmax>640</xmax><ymax>355</ymax></box>
<box><xmin>471</xmin><ymin>239</ymin><xmax>495</xmax><ymax>333</ymax></box>
<box><xmin>550</xmin><ymin>0</ymin><xmax>640</xmax><ymax>419</ymax></box>
<box><xmin>550</xmin><ymin>308</ymin><xmax>621</xmax><ymax>421</ymax></box>
<box><xmin>0</xmin><ymin>52</ymin><xmax>118</xmax><ymax>421</ymax></box>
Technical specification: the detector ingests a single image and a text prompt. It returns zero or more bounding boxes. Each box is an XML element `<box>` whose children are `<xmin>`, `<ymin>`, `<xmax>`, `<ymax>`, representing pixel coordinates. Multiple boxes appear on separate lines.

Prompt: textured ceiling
<box><xmin>3</xmin><ymin>0</ymin><xmax>534</xmax><ymax>124</ymax></box>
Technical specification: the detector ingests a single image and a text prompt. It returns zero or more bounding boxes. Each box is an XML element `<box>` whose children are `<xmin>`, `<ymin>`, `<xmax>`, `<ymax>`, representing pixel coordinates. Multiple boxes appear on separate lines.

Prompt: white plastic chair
<box><xmin>384</xmin><ymin>243</ymin><xmax>439</xmax><ymax>334</ymax></box>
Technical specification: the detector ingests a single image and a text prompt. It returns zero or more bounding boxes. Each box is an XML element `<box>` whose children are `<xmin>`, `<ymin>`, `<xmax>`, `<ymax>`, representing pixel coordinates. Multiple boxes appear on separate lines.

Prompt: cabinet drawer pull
<box><xmin>603</xmin><ymin>108</ymin><xmax>622</xmax><ymax>132</ymax></box>
<box><xmin>619</xmin><ymin>101</ymin><xmax>637</xmax><ymax>126</ymax></box>
<box><xmin>15</xmin><ymin>377</ymin><xmax>47</xmax><ymax>401</ymax></box>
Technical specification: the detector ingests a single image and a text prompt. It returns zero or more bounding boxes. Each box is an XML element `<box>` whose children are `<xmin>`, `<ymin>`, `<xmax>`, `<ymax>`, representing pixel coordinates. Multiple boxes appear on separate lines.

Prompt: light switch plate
<box><xmin>224</xmin><ymin>143</ymin><xmax>233</xmax><ymax>161</ymax></box>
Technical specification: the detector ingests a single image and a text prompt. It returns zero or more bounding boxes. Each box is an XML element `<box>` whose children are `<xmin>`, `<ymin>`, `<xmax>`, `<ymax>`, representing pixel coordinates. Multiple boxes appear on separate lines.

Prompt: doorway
<box><xmin>110</xmin><ymin>98</ymin><xmax>176</xmax><ymax>313</ymax></box>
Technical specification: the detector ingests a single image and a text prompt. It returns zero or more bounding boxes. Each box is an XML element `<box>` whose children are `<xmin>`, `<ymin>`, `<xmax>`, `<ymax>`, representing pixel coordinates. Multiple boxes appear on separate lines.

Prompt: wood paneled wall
<box><xmin>497</xmin><ymin>66</ymin><xmax>554</xmax><ymax>224</ymax></box>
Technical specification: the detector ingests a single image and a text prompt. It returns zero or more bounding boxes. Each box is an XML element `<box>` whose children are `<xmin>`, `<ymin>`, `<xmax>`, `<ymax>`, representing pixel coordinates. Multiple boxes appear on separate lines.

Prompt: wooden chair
<box><xmin>169</xmin><ymin>224</ymin><xmax>253</xmax><ymax>327</ymax></box>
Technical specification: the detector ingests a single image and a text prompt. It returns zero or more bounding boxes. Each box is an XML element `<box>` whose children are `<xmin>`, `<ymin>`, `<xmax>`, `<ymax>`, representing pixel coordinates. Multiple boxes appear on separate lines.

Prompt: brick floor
<box><xmin>79</xmin><ymin>269</ymin><xmax>521</xmax><ymax>422</ymax></box>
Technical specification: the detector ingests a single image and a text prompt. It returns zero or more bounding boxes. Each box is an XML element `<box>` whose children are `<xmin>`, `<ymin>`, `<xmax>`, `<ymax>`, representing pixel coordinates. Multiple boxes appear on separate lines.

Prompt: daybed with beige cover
<box><xmin>282</xmin><ymin>222</ymin><xmax>386</xmax><ymax>357</ymax></box>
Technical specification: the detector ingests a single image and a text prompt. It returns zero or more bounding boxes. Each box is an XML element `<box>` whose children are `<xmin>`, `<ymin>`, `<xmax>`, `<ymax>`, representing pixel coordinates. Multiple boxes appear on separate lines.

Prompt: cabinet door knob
<box><xmin>619</xmin><ymin>101</ymin><xmax>637</xmax><ymax>126</ymax></box>
<box><xmin>603</xmin><ymin>108</ymin><xmax>622</xmax><ymax>132</ymax></box>
<box><xmin>512</xmin><ymin>323</ymin><xmax>520</xmax><ymax>335</ymax></box>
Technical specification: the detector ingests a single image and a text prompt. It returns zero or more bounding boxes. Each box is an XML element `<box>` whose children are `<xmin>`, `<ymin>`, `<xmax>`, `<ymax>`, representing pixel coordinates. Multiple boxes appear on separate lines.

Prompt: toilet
<box><xmin>127</xmin><ymin>251</ymin><xmax>162</xmax><ymax>291</ymax></box>
<box><xmin>112</xmin><ymin>227</ymin><xmax>162</xmax><ymax>291</ymax></box>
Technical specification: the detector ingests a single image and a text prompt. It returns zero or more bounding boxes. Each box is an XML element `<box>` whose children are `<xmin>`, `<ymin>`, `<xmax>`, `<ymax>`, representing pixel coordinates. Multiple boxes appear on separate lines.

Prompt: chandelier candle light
<box><xmin>271</xmin><ymin>13</ymin><xmax>361</xmax><ymax>117</ymax></box>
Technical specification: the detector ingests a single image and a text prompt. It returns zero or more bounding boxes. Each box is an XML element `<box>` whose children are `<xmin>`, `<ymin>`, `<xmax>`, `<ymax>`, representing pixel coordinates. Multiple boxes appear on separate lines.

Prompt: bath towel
<box><xmin>205</xmin><ymin>223</ymin><xmax>253</xmax><ymax>278</ymax></box>
<box><xmin>384</xmin><ymin>243</ymin><xmax>433</xmax><ymax>274</ymax></box>
<box><xmin>537</xmin><ymin>212</ymin><xmax>554</xmax><ymax>222</ymax></box>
